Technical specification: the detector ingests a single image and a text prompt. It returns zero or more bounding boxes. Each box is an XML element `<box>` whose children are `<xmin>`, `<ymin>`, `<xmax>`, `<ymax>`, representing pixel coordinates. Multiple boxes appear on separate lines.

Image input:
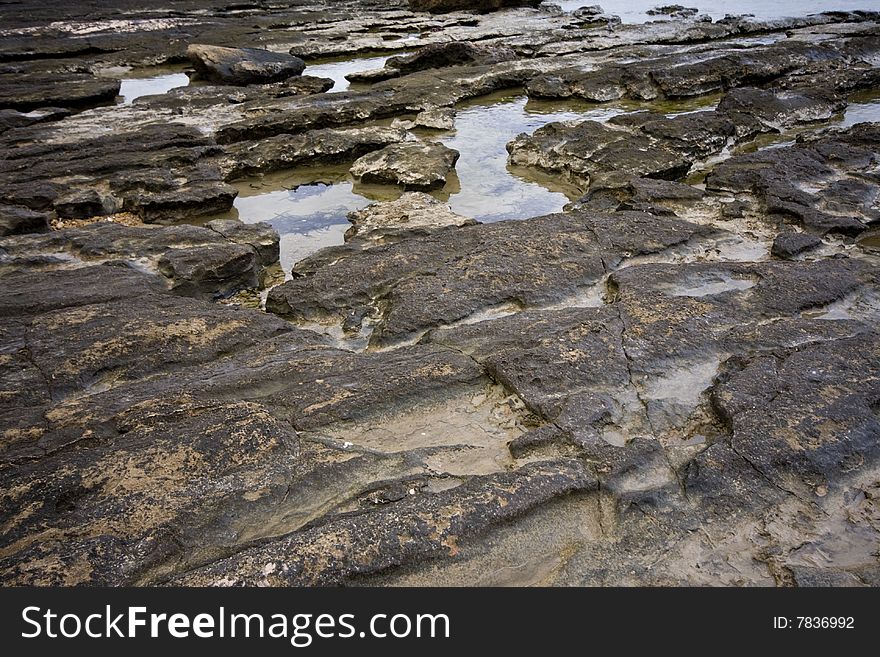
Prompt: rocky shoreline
<box><xmin>1</xmin><ymin>1</ymin><xmax>879</xmax><ymax>586</ymax></box>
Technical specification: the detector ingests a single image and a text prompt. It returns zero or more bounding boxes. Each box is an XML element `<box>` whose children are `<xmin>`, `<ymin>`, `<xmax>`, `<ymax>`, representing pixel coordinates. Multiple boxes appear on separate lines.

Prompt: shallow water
<box><xmin>225</xmin><ymin>91</ymin><xmax>723</xmax><ymax>269</ymax></box>
<box><xmin>228</xmin><ymin>168</ymin><xmax>375</xmax><ymax>273</ymax></box>
<box><xmin>118</xmin><ymin>70</ymin><xmax>190</xmax><ymax>104</ymax></box>
<box><xmin>437</xmin><ymin>93</ymin><xmax>614</xmax><ymax>220</ymax></box>
<box><xmin>841</xmin><ymin>90</ymin><xmax>880</xmax><ymax>128</ymax></box>
<box><xmin>304</xmin><ymin>54</ymin><xmax>391</xmax><ymax>92</ymax></box>
<box><xmin>556</xmin><ymin>1</ymin><xmax>877</xmax><ymax>23</ymax></box>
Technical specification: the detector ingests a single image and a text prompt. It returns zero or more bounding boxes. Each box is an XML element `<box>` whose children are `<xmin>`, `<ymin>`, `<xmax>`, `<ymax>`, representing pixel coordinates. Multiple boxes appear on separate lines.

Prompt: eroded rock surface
<box><xmin>1</xmin><ymin>0</ymin><xmax>880</xmax><ymax>589</ymax></box>
<box><xmin>349</xmin><ymin>141</ymin><xmax>460</xmax><ymax>189</ymax></box>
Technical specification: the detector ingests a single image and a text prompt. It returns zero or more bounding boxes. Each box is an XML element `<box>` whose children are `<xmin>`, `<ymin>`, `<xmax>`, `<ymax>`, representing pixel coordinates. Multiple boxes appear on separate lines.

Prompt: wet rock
<box><xmin>0</xmin><ymin>72</ymin><xmax>120</xmax><ymax>112</ymax></box>
<box><xmin>0</xmin><ymin>107</ymin><xmax>70</xmax><ymax>134</ymax></box>
<box><xmin>571</xmin><ymin>5</ymin><xmax>620</xmax><ymax>25</ymax></box>
<box><xmin>223</xmin><ymin>126</ymin><xmax>412</xmax><ymax>178</ymax></box>
<box><xmin>771</xmin><ymin>232</ymin><xmax>823</xmax><ymax>259</ymax></box>
<box><xmin>11</xmin><ymin>282</ymin><xmax>295</xmax><ymax>401</ymax></box>
<box><xmin>408</xmin><ymin>0</ymin><xmax>544</xmax><ymax>14</ymax></box>
<box><xmin>710</xmin><ymin>334</ymin><xmax>880</xmax><ymax>500</ymax></box>
<box><xmin>0</xmin><ymin>262</ymin><xmax>163</xmax><ymax>319</ymax></box>
<box><xmin>267</xmin><ymin>210</ymin><xmax>713</xmax><ymax>345</ymax></box>
<box><xmin>707</xmin><ymin>123</ymin><xmax>880</xmax><ymax>235</ymax></box>
<box><xmin>349</xmin><ymin>141</ymin><xmax>460</xmax><ymax>190</ymax></box>
<box><xmin>507</xmin><ymin>119</ymin><xmax>692</xmax><ymax>187</ymax></box>
<box><xmin>0</xmin><ymin>123</ymin><xmax>236</xmax><ymax>222</ymax></box>
<box><xmin>721</xmin><ymin>200</ymin><xmax>750</xmax><ymax>219</ymax></box>
<box><xmin>569</xmin><ymin>174</ymin><xmax>703</xmax><ymax>214</ymax></box>
<box><xmin>428</xmin><ymin>257</ymin><xmax>875</xmax><ymax>449</ymax></box>
<box><xmin>3</xmin><ymin>0</ymin><xmax>880</xmax><ymax>589</ymax></box>
<box><xmin>526</xmin><ymin>38</ymin><xmax>874</xmax><ymax>101</ymax></box>
<box><xmin>205</xmin><ymin>218</ymin><xmax>280</xmax><ymax>265</ymax></box>
<box><xmin>187</xmin><ymin>44</ymin><xmax>306</xmax><ymax>86</ymax></box>
<box><xmin>0</xmin><ymin>395</ymin><xmax>307</xmax><ymax>585</ymax></box>
<box><xmin>0</xmin><ymin>220</ymin><xmax>280</xmax><ymax>298</ymax></box>
<box><xmin>717</xmin><ymin>87</ymin><xmax>846</xmax><ymax>130</ymax></box>
<box><xmin>346</xmin><ymin>192</ymin><xmax>475</xmax><ymax>240</ymax></box>
<box><xmin>157</xmin><ymin>244</ymin><xmax>258</xmax><ymax>298</ymax></box>
<box><xmin>0</xmin><ymin>205</ymin><xmax>50</xmax><ymax>237</ymax></box>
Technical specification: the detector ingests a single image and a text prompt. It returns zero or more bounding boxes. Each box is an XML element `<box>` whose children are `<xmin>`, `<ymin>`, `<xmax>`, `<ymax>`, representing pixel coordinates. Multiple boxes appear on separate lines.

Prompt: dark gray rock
<box><xmin>0</xmin><ymin>123</ymin><xmax>236</xmax><ymax>222</ymax></box>
<box><xmin>385</xmin><ymin>41</ymin><xmax>517</xmax><ymax>74</ymax></box>
<box><xmin>0</xmin><ymin>220</ymin><xmax>280</xmax><ymax>298</ymax></box>
<box><xmin>0</xmin><ymin>205</ymin><xmax>50</xmax><ymax>236</ymax></box>
<box><xmin>0</xmin><ymin>72</ymin><xmax>120</xmax><ymax>112</ymax></box>
<box><xmin>174</xmin><ymin>459</ymin><xmax>596</xmax><ymax>586</ymax></box>
<box><xmin>771</xmin><ymin>232</ymin><xmax>823</xmax><ymax>259</ymax></box>
<box><xmin>707</xmin><ymin>123</ymin><xmax>880</xmax><ymax>235</ymax></box>
<box><xmin>267</xmin><ymin>210</ymin><xmax>714</xmax><ymax>345</ymax></box>
<box><xmin>187</xmin><ymin>44</ymin><xmax>306</xmax><ymax>86</ymax></box>
<box><xmin>647</xmin><ymin>5</ymin><xmax>699</xmax><ymax>19</ymax></box>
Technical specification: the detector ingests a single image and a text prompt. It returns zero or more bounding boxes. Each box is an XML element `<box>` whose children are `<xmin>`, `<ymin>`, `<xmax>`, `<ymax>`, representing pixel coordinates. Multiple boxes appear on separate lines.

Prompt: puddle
<box><xmin>802</xmin><ymin>287</ymin><xmax>880</xmax><ymax>322</ymax></box>
<box><xmin>321</xmin><ymin>384</ymin><xmax>527</xmax><ymax>476</ymax></box>
<box><xmin>117</xmin><ymin>68</ymin><xmax>190</xmax><ymax>104</ymax></box>
<box><xmin>439</xmin><ymin>91</ymin><xmax>721</xmax><ymax>221</ymax></box>
<box><xmin>840</xmin><ymin>91</ymin><xmax>880</xmax><ymax>129</ymax></box>
<box><xmin>437</xmin><ymin>93</ymin><xmax>614</xmax><ymax>220</ymax></box>
<box><xmin>218</xmin><ymin>166</ymin><xmax>380</xmax><ymax>274</ymax></box>
<box><xmin>668</xmin><ymin>271</ymin><xmax>756</xmax><ymax>297</ymax></box>
<box><xmin>643</xmin><ymin>358</ymin><xmax>722</xmax><ymax>406</ymax></box>
<box><xmin>304</xmin><ymin>54</ymin><xmax>391</xmax><ymax>92</ymax></box>
<box><xmin>556</xmin><ymin>1</ymin><xmax>875</xmax><ymax>23</ymax></box>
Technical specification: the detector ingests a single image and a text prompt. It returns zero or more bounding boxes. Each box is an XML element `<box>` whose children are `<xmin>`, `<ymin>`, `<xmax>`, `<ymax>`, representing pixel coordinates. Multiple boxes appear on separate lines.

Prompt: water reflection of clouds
<box><xmin>304</xmin><ymin>55</ymin><xmax>391</xmax><ymax>92</ymax></box>
<box><xmin>119</xmin><ymin>73</ymin><xmax>190</xmax><ymax>104</ymax></box>
<box><xmin>554</xmin><ymin>1</ymin><xmax>874</xmax><ymax>24</ymax></box>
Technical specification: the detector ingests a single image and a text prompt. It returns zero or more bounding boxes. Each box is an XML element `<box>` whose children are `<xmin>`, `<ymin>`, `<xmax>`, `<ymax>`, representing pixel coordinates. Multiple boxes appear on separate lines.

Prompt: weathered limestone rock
<box><xmin>346</xmin><ymin>192</ymin><xmax>475</xmax><ymax>239</ymax></box>
<box><xmin>223</xmin><ymin>126</ymin><xmax>413</xmax><ymax>178</ymax></box>
<box><xmin>414</xmin><ymin>107</ymin><xmax>456</xmax><ymax>130</ymax></box>
<box><xmin>0</xmin><ymin>72</ymin><xmax>120</xmax><ymax>112</ymax></box>
<box><xmin>267</xmin><ymin>210</ymin><xmax>715</xmax><ymax>345</ymax></box>
<box><xmin>2</xmin><ymin>0</ymin><xmax>880</xmax><ymax>589</ymax></box>
<box><xmin>707</xmin><ymin>123</ymin><xmax>880</xmax><ymax>235</ymax></box>
<box><xmin>0</xmin><ymin>123</ymin><xmax>237</xmax><ymax>222</ymax></box>
<box><xmin>349</xmin><ymin>141</ymin><xmax>460</xmax><ymax>189</ymax></box>
<box><xmin>385</xmin><ymin>41</ymin><xmax>518</xmax><ymax>74</ymax></box>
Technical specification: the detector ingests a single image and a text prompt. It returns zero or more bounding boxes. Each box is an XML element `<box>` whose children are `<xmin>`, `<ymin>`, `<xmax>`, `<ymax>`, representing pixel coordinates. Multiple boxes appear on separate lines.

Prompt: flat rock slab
<box><xmin>414</xmin><ymin>107</ymin><xmax>456</xmax><ymax>130</ymax></box>
<box><xmin>350</xmin><ymin>141</ymin><xmax>460</xmax><ymax>190</ymax></box>
<box><xmin>0</xmin><ymin>220</ymin><xmax>280</xmax><ymax>299</ymax></box>
<box><xmin>0</xmin><ymin>123</ymin><xmax>237</xmax><ymax>223</ymax></box>
<box><xmin>223</xmin><ymin>126</ymin><xmax>412</xmax><ymax>179</ymax></box>
<box><xmin>267</xmin><ymin>209</ymin><xmax>716</xmax><ymax>346</ymax></box>
<box><xmin>187</xmin><ymin>44</ymin><xmax>306</xmax><ymax>86</ymax></box>
<box><xmin>0</xmin><ymin>72</ymin><xmax>120</xmax><ymax>112</ymax></box>
<box><xmin>771</xmin><ymin>232</ymin><xmax>823</xmax><ymax>259</ymax></box>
